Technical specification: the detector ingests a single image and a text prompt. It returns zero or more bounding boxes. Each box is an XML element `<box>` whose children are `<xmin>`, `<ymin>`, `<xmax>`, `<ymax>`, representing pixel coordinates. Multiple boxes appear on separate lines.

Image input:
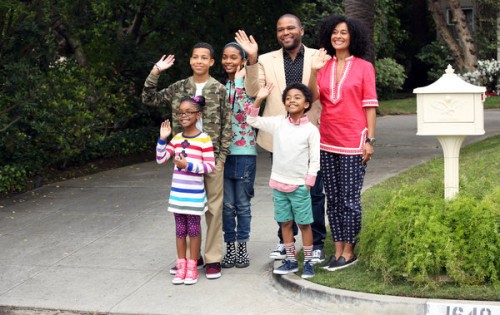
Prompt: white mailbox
<box><xmin>413</xmin><ymin>65</ymin><xmax>486</xmax><ymax>200</ymax></box>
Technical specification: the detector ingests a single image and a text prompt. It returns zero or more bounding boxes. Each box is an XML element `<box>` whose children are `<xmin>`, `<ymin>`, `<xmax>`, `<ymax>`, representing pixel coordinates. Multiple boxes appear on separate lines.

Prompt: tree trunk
<box><xmin>497</xmin><ymin>15</ymin><xmax>500</xmax><ymax>61</ymax></box>
<box><xmin>52</xmin><ymin>17</ymin><xmax>88</xmax><ymax>67</ymax></box>
<box><xmin>447</xmin><ymin>0</ymin><xmax>476</xmax><ymax>70</ymax></box>
<box><xmin>427</xmin><ymin>0</ymin><xmax>476</xmax><ymax>72</ymax></box>
<box><xmin>344</xmin><ymin>0</ymin><xmax>376</xmax><ymax>63</ymax></box>
<box><xmin>117</xmin><ymin>0</ymin><xmax>148</xmax><ymax>44</ymax></box>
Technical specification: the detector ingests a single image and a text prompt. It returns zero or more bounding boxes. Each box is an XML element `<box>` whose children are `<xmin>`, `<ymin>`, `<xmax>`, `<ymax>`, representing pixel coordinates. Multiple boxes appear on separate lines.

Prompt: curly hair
<box><xmin>318</xmin><ymin>15</ymin><xmax>369</xmax><ymax>59</ymax></box>
<box><xmin>282</xmin><ymin>83</ymin><xmax>313</xmax><ymax>114</ymax></box>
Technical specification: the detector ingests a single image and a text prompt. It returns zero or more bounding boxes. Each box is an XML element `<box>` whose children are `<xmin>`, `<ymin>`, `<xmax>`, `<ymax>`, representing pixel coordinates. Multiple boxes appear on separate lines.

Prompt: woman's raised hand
<box><xmin>153</xmin><ymin>54</ymin><xmax>175</xmax><ymax>74</ymax></box>
<box><xmin>311</xmin><ymin>48</ymin><xmax>331</xmax><ymax>71</ymax></box>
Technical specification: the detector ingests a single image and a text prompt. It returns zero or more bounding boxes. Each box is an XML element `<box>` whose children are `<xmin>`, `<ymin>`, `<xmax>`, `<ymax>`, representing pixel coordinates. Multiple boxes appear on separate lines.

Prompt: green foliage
<box><xmin>374</xmin><ymin>0</ymin><xmax>408</xmax><ymax>59</ymax></box>
<box><xmin>84</xmin><ymin>127</ymin><xmax>157</xmax><ymax>160</ymax></box>
<box><xmin>0</xmin><ymin>165</ymin><xmax>29</xmax><ymax>194</ymax></box>
<box><xmin>416</xmin><ymin>41</ymin><xmax>452</xmax><ymax>81</ymax></box>
<box><xmin>0</xmin><ymin>57</ymin><xmax>155</xmax><ymax>194</ymax></box>
<box><xmin>474</xmin><ymin>0</ymin><xmax>500</xmax><ymax>60</ymax></box>
<box><xmin>299</xmin><ymin>0</ymin><xmax>344</xmax><ymax>47</ymax></box>
<box><xmin>375</xmin><ymin>58</ymin><xmax>407</xmax><ymax>100</ymax></box>
<box><xmin>359</xmin><ymin>136</ymin><xmax>500</xmax><ymax>287</ymax></box>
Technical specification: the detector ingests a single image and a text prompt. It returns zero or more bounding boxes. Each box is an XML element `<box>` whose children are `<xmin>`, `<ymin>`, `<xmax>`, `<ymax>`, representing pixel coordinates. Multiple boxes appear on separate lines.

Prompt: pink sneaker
<box><xmin>172</xmin><ymin>258</ymin><xmax>186</xmax><ymax>285</ymax></box>
<box><xmin>169</xmin><ymin>256</ymin><xmax>204</xmax><ymax>275</ymax></box>
<box><xmin>184</xmin><ymin>259</ymin><xmax>198</xmax><ymax>285</ymax></box>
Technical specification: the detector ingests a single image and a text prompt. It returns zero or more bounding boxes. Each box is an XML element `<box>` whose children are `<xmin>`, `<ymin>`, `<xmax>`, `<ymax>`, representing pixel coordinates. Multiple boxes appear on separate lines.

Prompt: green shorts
<box><xmin>273</xmin><ymin>186</ymin><xmax>313</xmax><ymax>225</ymax></box>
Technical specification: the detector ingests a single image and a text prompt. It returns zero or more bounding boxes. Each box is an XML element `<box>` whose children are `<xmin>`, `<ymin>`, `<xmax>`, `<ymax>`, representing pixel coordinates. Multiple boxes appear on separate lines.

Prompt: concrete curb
<box><xmin>272</xmin><ymin>268</ymin><xmax>500</xmax><ymax>315</ymax></box>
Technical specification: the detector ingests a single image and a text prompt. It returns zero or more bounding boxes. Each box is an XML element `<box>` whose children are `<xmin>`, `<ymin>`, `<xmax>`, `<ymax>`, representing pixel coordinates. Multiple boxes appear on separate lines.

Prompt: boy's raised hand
<box><xmin>159</xmin><ymin>120</ymin><xmax>172</xmax><ymax>140</ymax></box>
<box><xmin>235</xmin><ymin>30</ymin><xmax>258</xmax><ymax>63</ymax></box>
<box><xmin>153</xmin><ymin>54</ymin><xmax>175</xmax><ymax>74</ymax></box>
<box><xmin>311</xmin><ymin>48</ymin><xmax>331</xmax><ymax>71</ymax></box>
<box><xmin>256</xmin><ymin>82</ymin><xmax>273</xmax><ymax>100</ymax></box>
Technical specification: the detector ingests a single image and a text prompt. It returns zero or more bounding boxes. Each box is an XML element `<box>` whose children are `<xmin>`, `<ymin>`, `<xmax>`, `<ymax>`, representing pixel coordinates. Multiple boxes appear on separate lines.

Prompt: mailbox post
<box><xmin>413</xmin><ymin>65</ymin><xmax>486</xmax><ymax>200</ymax></box>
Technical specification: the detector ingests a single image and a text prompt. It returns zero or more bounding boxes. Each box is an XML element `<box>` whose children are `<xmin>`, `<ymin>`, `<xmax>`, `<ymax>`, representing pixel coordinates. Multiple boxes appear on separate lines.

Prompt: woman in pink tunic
<box><xmin>308</xmin><ymin>15</ymin><xmax>378</xmax><ymax>271</ymax></box>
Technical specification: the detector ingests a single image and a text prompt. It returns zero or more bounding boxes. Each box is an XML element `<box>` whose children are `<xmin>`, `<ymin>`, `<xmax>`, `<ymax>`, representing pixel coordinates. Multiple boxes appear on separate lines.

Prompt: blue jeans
<box><xmin>223</xmin><ymin>155</ymin><xmax>256</xmax><ymax>243</ymax></box>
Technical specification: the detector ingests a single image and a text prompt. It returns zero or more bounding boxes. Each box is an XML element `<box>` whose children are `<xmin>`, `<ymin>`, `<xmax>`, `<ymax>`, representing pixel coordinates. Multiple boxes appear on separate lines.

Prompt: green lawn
<box><xmin>301</xmin><ymin>135</ymin><xmax>500</xmax><ymax>301</ymax></box>
<box><xmin>379</xmin><ymin>95</ymin><xmax>500</xmax><ymax>115</ymax></box>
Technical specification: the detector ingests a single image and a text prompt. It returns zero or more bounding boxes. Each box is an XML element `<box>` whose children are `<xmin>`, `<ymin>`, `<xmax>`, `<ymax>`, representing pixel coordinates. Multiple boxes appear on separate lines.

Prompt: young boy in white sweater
<box><xmin>246</xmin><ymin>82</ymin><xmax>320</xmax><ymax>279</ymax></box>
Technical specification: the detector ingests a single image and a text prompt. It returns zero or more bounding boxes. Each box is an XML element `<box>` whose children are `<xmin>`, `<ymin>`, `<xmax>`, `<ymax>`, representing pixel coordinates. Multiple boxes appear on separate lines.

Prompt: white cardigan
<box><xmin>247</xmin><ymin>113</ymin><xmax>320</xmax><ymax>186</ymax></box>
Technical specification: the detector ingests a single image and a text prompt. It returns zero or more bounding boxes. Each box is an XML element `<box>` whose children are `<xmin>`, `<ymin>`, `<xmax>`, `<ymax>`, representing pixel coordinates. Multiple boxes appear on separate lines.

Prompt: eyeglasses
<box><xmin>175</xmin><ymin>111</ymin><xmax>199</xmax><ymax>117</ymax></box>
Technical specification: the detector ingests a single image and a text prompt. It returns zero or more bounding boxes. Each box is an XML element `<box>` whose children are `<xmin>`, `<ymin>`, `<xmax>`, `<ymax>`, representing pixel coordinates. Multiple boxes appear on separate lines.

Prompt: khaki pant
<box><xmin>202</xmin><ymin>163</ymin><xmax>224</xmax><ymax>263</ymax></box>
<box><xmin>186</xmin><ymin>164</ymin><xmax>224</xmax><ymax>262</ymax></box>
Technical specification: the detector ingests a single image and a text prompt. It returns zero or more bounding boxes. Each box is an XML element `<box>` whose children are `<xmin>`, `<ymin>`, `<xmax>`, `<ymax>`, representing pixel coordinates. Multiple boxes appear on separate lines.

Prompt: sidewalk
<box><xmin>1</xmin><ymin>111</ymin><xmax>499</xmax><ymax>315</ymax></box>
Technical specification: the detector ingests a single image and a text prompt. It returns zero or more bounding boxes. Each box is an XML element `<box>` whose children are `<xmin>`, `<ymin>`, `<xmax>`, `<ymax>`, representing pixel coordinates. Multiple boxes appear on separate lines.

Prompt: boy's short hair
<box><xmin>282</xmin><ymin>83</ymin><xmax>313</xmax><ymax>113</ymax></box>
<box><xmin>192</xmin><ymin>42</ymin><xmax>215</xmax><ymax>58</ymax></box>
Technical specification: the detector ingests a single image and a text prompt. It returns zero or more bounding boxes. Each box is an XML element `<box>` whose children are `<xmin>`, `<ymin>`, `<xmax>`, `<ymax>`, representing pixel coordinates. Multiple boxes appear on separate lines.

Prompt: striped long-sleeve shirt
<box><xmin>157</xmin><ymin>132</ymin><xmax>216</xmax><ymax>215</ymax></box>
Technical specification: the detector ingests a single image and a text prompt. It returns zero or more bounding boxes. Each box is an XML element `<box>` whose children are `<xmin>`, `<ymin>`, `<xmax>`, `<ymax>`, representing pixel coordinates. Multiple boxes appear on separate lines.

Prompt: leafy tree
<box><xmin>427</xmin><ymin>0</ymin><xmax>500</xmax><ymax>72</ymax></box>
<box><xmin>427</xmin><ymin>0</ymin><xmax>476</xmax><ymax>72</ymax></box>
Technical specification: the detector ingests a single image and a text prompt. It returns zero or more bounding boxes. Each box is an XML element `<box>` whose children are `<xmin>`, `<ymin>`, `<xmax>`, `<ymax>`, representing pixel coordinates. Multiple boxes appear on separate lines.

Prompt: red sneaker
<box><xmin>205</xmin><ymin>262</ymin><xmax>222</xmax><ymax>279</ymax></box>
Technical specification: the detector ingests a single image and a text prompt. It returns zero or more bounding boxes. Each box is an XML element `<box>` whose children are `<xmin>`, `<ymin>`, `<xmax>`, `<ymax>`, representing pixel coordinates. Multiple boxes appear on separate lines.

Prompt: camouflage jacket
<box><xmin>142</xmin><ymin>73</ymin><xmax>231</xmax><ymax>163</ymax></box>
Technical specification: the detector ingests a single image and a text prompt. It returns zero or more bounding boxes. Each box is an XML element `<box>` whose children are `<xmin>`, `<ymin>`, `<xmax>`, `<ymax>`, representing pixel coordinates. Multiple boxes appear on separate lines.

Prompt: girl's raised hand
<box><xmin>154</xmin><ymin>54</ymin><xmax>175</xmax><ymax>74</ymax></box>
<box><xmin>311</xmin><ymin>48</ymin><xmax>331</xmax><ymax>71</ymax></box>
<box><xmin>235</xmin><ymin>30</ymin><xmax>258</xmax><ymax>61</ymax></box>
<box><xmin>159</xmin><ymin>120</ymin><xmax>172</xmax><ymax>140</ymax></box>
<box><xmin>235</xmin><ymin>66</ymin><xmax>246</xmax><ymax>80</ymax></box>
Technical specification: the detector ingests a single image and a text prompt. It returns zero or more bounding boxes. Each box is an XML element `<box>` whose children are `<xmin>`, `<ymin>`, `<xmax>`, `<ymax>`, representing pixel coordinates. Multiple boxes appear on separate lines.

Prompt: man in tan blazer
<box><xmin>235</xmin><ymin>14</ymin><xmax>326</xmax><ymax>263</ymax></box>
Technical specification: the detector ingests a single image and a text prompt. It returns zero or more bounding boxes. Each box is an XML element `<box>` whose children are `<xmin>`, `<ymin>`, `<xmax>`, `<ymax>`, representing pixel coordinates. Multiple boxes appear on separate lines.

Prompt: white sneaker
<box><xmin>269</xmin><ymin>243</ymin><xmax>286</xmax><ymax>260</ymax></box>
<box><xmin>310</xmin><ymin>249</ymin><xmax>325</xmax><ymax>265</ymax></box>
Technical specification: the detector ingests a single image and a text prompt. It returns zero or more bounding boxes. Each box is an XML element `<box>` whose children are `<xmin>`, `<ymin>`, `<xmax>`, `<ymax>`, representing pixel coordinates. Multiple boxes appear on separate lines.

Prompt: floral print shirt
<box><xmin>225</xmin><ymin>78</ymin><xmax>257</xmax><ymax>156</ymax></box>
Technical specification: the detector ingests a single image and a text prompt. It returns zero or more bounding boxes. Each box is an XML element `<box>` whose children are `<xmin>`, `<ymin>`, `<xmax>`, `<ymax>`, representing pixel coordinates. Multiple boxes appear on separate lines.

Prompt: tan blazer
<box><xmin>245</xmin><ymin>45</ymin><xmax>322</xmax><ymax>152</ymax></box>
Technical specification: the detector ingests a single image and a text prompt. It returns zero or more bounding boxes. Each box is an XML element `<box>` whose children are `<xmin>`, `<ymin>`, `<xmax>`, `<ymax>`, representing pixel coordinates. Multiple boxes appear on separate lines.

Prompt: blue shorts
<box><xmin>273</xmin><ymin>186</ymin><xmax>313</xmax><ymax>225</ymax></box>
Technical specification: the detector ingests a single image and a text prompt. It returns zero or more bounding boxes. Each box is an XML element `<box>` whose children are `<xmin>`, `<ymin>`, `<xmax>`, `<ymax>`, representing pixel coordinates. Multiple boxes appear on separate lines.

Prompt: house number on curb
<box><xmin>426</xmin><ymin>302</ymin><xmax>500</xmax><ymax>315</ymax></box>
<box><xmin>446</xmin><ymin>306</ymin><xmax>491</xmax><ymax>315</ymax></box>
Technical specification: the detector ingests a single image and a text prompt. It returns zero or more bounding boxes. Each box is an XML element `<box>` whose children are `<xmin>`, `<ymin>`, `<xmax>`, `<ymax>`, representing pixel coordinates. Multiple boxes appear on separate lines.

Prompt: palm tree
<box><xmin>344</xmin><ymin>0</ymin><xmax>376</xmax><ymax>63</ymax></box>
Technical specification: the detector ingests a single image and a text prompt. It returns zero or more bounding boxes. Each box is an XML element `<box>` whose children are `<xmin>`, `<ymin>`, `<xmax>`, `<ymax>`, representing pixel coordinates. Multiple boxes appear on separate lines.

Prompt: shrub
<box><xmin>359</xmin><ymin>136</ymin><xmax>500</xmax><ymax>287</ymax></box>
<box><xmin>360</xmin><ymin>185</ymin><xmax>499</xmax><ymax>286</ymax></box>
<box><xmin>0</xmin><ymin>164</ymin><xmax>29</xmax><ymax>194</ymax></box>
<box><xmin>375</xmin><ymin>58</ymin><xmax>407</xmax><ymax>100</ymax></box>
<box><xmin>460</xmin><ymin>59</ymin><xmax>500</xmax><ymax>95</ymax></box>
<box><xmin>0</xmin><ymin>59</ymin><xmax>155</xmax><ymax>194</ymax></box>
<box><xmin>416</xmin><ymin>41</ymin><xmax>451</xmax><ymax>81</ymax></box>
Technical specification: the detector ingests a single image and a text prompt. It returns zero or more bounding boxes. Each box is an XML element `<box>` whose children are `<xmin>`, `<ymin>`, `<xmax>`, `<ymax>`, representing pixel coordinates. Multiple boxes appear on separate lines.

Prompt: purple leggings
<box><xmin>174</xmin><ymin>213</ymin><xmax>201</xmax><ymax>238</ymax></box>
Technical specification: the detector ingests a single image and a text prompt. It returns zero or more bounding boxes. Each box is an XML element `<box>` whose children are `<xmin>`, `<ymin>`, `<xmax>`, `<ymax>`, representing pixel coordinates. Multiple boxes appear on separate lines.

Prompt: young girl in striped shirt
<box><xmin>156</xmin><ymin>96</ymin><xmax>216</xmax><ymax>285</ymax></box>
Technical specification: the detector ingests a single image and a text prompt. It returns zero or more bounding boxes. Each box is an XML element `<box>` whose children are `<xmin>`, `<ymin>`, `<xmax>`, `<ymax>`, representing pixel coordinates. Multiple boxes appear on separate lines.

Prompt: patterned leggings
<box><xmin>174</xmin><ymin>213</ymin><xmax>201</xmax><ymax>238</ymax></box>
<box><xmin>321</xmin><ymin>151</ymin><xmax>366</xmax><ymax>244</ymax></box>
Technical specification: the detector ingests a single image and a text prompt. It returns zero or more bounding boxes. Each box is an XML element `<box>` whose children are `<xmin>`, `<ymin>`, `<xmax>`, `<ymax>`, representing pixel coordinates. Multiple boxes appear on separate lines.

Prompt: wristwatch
<box><xmin>365</xmin><ymin>137</ymin><xmax>376</xmax><ymax>145</ymax></box>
